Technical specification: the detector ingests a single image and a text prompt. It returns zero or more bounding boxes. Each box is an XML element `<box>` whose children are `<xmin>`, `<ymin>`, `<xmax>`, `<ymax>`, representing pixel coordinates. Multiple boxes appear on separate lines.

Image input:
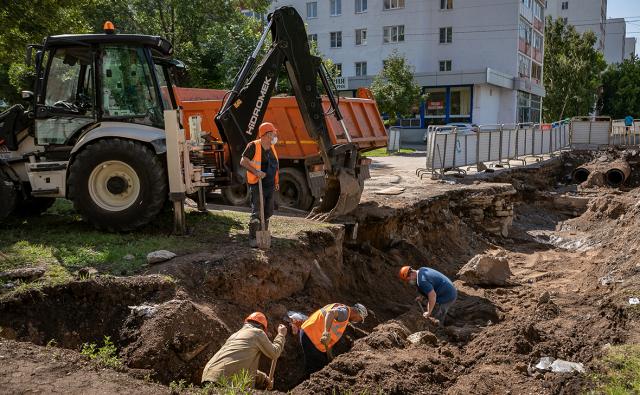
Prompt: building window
<box><xmin>518</xmin><ymin>54</ymin><xmax>530</xmax><ymax>78</ymax></box>
<box><xmin>355</xmin><ymin>28</ymin><xmax>367</xmax><ymax>45</ymax></box>
<box><xmin>383</xmin><ymin>0</ymin><xmax>405</xmax><ymax>10</ymax></box>
<box><xmin>330</xmin><ymin>31</ymin><xmax>342</xmax><ymax>48</ymax></box>
<box><xmin>330</xmin><ymin>0</ymin><xmax>342</xmax><ymax>16</ymax></box>
<box><xmin>450</xmin><ymin>86</ymin><xmax>471</xmax><ymax>120</ymax></box>
<box><xmin>561</xmin><ymin>17</ymin><xmax>568</xmax><ymax>24</ymax></box>
<box><xmin>383</xmin><ymin>25</ymin><xmax>405</xmax><ymax>43</ymax></box>
<box><xmin>518</xmin><ymin>91</ymin><xmax>531</xmax><ymax>123</ymax></box>
<box><xmin>306</xmin><ymin>2</ymin><xmax>317</xmax><ymax>18</ymax></box>
<box><xmin>355</xmin><ymin>61</ymin><xmax>367</xmax><ymax>76</ymax></box>
<box><xmin>519</xmin><ymin>18</ymin><xmax>532</xmax><ymax>54</ymax></box>
<box><xmin>425</xmin><ymin>88</ymin><xmax>447</xmax><ymax>119</ymax></box>
<box><xmin>308</xmin><ymin>34</ymin><xmax>317</xmax><ymax>43</ymax></box>
<box><xmin>561</xmin><ymin>1</ymin><xmax>568</xmax><ymax>10</ymax></box>
<box><xmin>355</xmin><ymin>0</ymin><xmax>367</xmax><ymax>13</ymax></box>
<box><xmin>531</xmin><ymin>94</ymin><xmax>541</xmax><ymax>123</ymax></box>
<box><xmin>521</xmin><ymin>0</ymin><xmax>531</xmax><ymax>8</ymax></box>
<box><xmin>335</xmin><ymin>63</ymin><xmax>342</xmax><ymax>76</ymax></box>
<box><xmin>440</xmin><ymin>0</ymin><xmax>453</xmax><ymax>9</ymax></box>
<box><xmin>439</xmin><ymin>60</ymin><xmax>452</xmax><ymax>72</ymax></box>
<box><xmin>533</xmin><ymin>1</ymin><xmax>544</xmax><ymax>21</ymax></box>
<box><xmin>532</xmin><ymin>62</ymin><xmax>542</xmax><ymax>82</ymax></box>
<box><xmin>439</xmin><ymin>27</ymin><xmax>453</xmax><ymax>44</ymax></box>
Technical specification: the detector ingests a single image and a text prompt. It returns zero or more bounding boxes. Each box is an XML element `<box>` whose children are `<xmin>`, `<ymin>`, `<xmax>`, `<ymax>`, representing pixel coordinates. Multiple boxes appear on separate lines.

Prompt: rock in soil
<box><xmin>0</xmin><ymin>267</ymin><xmax>46</xmax><ymax>282</ymax></box>
<box><xmin>146</xmin><ymin>250</ymin><xmax>176</xmax><ymax>264</ymax></box>
<box><xmin>457</xmin><ymin>253</ymin><xmax>513</xmax><ymax>286</ymax></box>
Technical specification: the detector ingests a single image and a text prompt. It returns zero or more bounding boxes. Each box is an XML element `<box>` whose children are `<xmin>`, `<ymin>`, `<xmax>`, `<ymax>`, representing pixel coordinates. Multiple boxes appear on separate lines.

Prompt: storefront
<box><xmin>421</xmin><ymin>85</ymin><xmax>473</xmax><ymax>127</ymax></box>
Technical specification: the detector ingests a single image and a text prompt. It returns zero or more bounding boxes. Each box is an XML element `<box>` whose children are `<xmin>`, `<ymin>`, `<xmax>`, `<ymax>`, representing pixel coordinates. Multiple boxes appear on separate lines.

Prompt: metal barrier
<box><xmin>417</xmin><ymin>118</ymin><xmax>576</xmax><ymax>178</ymax></box>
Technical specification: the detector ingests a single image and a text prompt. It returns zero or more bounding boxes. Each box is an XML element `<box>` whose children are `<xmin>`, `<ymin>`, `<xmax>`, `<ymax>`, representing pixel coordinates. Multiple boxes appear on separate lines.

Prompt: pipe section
<box><xmin>605</xmin><ymin>160</ymin><xmax>631</xmax><ymax>187</ymax></box>
<box><xmin>572</xmin><ymin>166</ymin><xmax>591</xmax><ymax>184</ymax></box>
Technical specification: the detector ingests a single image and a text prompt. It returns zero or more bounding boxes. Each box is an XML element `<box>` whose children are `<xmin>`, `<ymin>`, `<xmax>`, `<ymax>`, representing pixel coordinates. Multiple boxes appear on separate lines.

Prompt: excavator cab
<box><xmin>27</xmin><ymin>33</ymin><xmax>179</xmax><ymax>147</ymax></box>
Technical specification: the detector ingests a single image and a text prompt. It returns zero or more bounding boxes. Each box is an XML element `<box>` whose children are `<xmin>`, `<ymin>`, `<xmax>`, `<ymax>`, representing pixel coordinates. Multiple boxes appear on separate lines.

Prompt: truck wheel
<box><xmin>221</xmin><ymin>184</ymin><xmax>250</xmax><ymax>206</ymax></box>
<box><xmin>277</xmin><ymin>168</ymin><xmax>314</xmax><ymax>210</ymax></box>
<box><xmin>0</xmin><ymin>173</ymin><xmax>17</xmax><ymax>221</ymax></box>
<box><xmin>67</xmin><ymin>139</ymin><xmax>167</xmax><ymax>231</ymax></box>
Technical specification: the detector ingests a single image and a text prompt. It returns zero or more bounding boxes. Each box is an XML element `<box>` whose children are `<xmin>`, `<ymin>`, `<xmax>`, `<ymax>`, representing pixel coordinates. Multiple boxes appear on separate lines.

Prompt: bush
<box><xmin>80</xmin><ymin>336</ymin><xmax>122</xmax><ymax>369</ymax></box>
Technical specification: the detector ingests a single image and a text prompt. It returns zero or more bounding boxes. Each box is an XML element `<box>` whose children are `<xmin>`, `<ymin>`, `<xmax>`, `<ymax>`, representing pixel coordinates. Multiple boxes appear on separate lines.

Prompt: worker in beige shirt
<box><xmin>201</xmin><ymin>312</ymin><xmax>287</xmax><ymax>389</ymax></box>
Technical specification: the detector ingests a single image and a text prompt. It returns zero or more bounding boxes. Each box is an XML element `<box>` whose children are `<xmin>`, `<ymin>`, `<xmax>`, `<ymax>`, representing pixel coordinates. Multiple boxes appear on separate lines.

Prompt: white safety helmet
<box><xmin>353</xmin><ymin>303</ymin><xmax>368</xmax><ymax>322</ymax></box>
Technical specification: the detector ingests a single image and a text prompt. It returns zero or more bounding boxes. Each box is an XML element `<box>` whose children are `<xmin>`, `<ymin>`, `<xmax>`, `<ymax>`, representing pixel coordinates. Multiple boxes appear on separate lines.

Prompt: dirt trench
<box><xmin>1</xmin><ymin>150</ymin><xmax>639</xmax><ymax>393</ymax></box>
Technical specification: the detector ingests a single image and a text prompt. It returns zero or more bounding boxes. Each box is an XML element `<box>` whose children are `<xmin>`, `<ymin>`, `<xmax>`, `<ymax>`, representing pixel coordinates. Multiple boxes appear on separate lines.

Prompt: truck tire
<box><xmin>221</xmin><ymin>184</ymin><xmax>250</xmax><ymax>206</ymax></box>
<box><xmin>276</xmin><ymin>167</ymin><xmax>314</xmax><ymax>210</ymax></box>
<box><xmin>67</xmin><ymin>139</ymin><xmax>167</xmax><ymax>231</ymax></box>
<box><xmin>0</xmin><ymin>173</ymin><xmax>17</xmax><ymax>221</ymax></box>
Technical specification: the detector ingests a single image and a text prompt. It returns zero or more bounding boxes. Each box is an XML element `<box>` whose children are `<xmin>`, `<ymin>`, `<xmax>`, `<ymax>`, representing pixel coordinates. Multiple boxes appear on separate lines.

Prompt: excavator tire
<box><xmin>276</xmin><ymin>167</ymin><xmax>314</xmax><ymax>210</ymax></box>
<box><xmin>0</xmin><ymin>172</ymin><xmax>17</xmax><ymax>221</ymax></box>
<box><xmin>67</xmin><ymin>138</ymin><xmax>167</xmax><ymax>232</ymax></box>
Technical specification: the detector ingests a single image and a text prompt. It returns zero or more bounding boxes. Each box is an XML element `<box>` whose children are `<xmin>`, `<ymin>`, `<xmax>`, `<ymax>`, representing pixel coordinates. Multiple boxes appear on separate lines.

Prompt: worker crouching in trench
<box><xmin>240</xmin><ymin>122</ymin><xmax>279</xmax><ymax>248</ymax></box>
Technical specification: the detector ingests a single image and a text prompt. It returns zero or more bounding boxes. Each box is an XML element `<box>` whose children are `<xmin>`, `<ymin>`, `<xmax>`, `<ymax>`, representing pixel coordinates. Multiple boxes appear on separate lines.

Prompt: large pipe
<box><xmin>572</xmin><ymin>166</ymin><xmax>591</xmax><ymax>183</ymax></box>
<box><xmin>605</xmin><ymin>160</ymin><xmax>631</xmax><ymax>187</ymax></box>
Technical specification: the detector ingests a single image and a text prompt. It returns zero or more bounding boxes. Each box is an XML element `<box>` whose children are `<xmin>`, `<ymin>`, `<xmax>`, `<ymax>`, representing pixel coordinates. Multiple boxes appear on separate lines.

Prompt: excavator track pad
<box><xmin>307</xmin><ymin>170</ymin><xmax>363</xmax><ymax>221</ymax></box>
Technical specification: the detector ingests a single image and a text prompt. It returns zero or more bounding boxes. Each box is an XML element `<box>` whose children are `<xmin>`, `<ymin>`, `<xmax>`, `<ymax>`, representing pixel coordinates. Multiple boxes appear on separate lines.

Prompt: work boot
<box><xmin>249</xmin><ymin>219</ymin><xmax>260</xmax><ymax>248</ymax></box>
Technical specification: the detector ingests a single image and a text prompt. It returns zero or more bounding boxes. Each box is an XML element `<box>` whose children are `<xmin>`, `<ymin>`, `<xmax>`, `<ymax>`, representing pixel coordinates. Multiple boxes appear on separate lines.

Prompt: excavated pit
<box><xmin>1</xmin><ymin>149</ymin><xmax>640</xmax><ymax>393</ymax></box>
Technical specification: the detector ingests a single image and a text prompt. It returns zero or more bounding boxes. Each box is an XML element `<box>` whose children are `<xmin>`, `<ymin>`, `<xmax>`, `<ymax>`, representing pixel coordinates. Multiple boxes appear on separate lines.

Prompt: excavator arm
<box><xmin>214</xmin><ymin>6</ymin><xmax>362</xmax><ymax>220</ymax></box>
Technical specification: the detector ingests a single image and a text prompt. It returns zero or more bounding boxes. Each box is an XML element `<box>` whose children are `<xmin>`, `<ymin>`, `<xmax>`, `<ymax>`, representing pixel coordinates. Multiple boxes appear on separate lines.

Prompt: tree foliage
<box><xmin>370</xmin><ymin>50</ymin><xmax>422</xmax><ymax>124</ymax></box>
<box><xmin>0</xmin><ymin>0</ymin><xmax>270</xmax><ymax>102</ymax></box>
<box><xmin>600</xmin><ymin>56</ymin><xmax>640</xmax><ymax>119</ymax></box>
<box><xmin>543</xmin><ymin>17</ymin><xmax>606</xmax><ymax>122</ymax></box>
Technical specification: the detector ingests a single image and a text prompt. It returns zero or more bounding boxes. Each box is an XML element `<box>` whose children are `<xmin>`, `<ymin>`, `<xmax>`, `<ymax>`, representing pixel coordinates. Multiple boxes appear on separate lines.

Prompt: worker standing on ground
<box><xmin>399</xmin><ymin>266</ymin><xmax>457</xmax><ymax>326</ymax></box>
<box><xmin>201</xmin><ymin>312</ymin><xmax>287</xmax><ymax>389</ymax></box>
<box><xmin>240</xmin><ymin>122</ymin><xmax>280</xmax><ymax>247</ymax></box>
<box><xmin>298</xmin><ymin>303</ymin><xmax>368</xmax><ymax>376</ymax></box>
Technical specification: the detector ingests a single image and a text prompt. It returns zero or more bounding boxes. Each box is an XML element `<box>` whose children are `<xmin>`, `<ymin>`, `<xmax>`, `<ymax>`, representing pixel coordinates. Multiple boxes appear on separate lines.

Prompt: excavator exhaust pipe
<box><xmin>308</xmin><ymin>171</ymin><xmax>363</xmax><ymax>221</ymax></box>
<box><xmin>605</xmin><ymin>160</ymin><xmax>631</xmax><ymax>187</ymax></box>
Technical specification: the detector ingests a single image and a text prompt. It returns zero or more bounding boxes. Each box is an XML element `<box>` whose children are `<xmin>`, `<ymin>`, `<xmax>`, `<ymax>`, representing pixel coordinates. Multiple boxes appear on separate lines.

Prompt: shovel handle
<box><xmin>258</xmin><ymin>178</ymin><xmax>266</xmax><ymax>230</ymax></box>
<box><xmin>267</xmin><ymin>358</ymin><xmax>277</xmax><ymax>390</ymax></box>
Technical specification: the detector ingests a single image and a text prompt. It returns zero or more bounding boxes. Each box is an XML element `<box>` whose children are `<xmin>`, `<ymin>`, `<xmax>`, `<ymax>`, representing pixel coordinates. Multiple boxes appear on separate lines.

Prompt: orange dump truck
<box><xmin>174</xmin><ymin>87</ymin><xmax>387</xmax><ymax>210</ymax></box>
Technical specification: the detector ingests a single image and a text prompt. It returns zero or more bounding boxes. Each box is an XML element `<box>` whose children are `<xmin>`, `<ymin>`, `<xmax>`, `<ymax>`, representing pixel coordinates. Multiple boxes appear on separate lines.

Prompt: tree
<box><xmin>600</xmin><ymin>56</ymin><xmax>640</xmax><ymax>119</ymax></box>
<box><xmin>0</xmin><ymin>0</ymin><xmax>270</xmax><ymax>103</ymax></box>
<box><xmin>370</xmin><ymin>50</ymin><xmax>422</xmax><ymax>125</ymax></box>
<box><xmin>543</xmin><ymin>17</ymin><xmax>606</xmax><ymax>121</ymax></box>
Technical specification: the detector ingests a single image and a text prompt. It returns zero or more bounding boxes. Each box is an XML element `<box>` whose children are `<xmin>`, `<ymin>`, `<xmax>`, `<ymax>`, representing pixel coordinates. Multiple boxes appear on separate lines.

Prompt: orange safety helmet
<box><xmin>258</xmin><ymin>122</ymin><xmax>277</xmax><ymax>137</ymax></box>
<box><xmin>245</xmin><ymin>312</ymin><xmax>268</xmax><ymax>331</ymax></box>
<box><xmin>399</xmin><ymin>266</ymin><xmax>412</xmax><ymax>281</ymax></box>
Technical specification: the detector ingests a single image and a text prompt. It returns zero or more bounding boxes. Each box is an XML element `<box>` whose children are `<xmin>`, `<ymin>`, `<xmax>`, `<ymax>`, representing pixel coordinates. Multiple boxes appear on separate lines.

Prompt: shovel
<box><xmin>266</xmin><ymin>357</ymin><xmax>278</xmax><ymax>390</ymax></box>
<box><xmin>256</xmin><ymin>178</ymin><xmax>271</xmax><ymax>249</ymax></box>
<box><xmin>322</xmin><ymin>338</ymin><xmax>334</xmax><ymax>361</ymax></box>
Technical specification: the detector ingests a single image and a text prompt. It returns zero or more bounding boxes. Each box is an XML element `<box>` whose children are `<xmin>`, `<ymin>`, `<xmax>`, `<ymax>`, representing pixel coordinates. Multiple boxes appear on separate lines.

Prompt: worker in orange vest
<box><xmin>240</xmin><ymin>122</ymin><xmax>280</xmax><ymax>247</ymax></box>
<box><xmin>299</xmin><ymin>303</ymin><xmax>368</xmax><ymax>376</ymax></box>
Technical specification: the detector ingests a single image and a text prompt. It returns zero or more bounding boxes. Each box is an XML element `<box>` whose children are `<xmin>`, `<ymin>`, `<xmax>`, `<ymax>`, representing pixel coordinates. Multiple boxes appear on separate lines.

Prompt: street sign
<box><xmin>334</xmin><ymin>76</ymin><xmax>347</xmax><ymax>90</ymax></box>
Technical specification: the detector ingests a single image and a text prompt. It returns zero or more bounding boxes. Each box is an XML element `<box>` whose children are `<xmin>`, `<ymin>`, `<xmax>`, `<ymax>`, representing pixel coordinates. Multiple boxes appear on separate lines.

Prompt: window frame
<box><xmin>355</xmin><ymin>28</ymin><xmax>367</xmax><ymax>45</ymax></box>
<box><xmin>439</xmin><ymin>60</ymin><xmax>452</xmax><ymax>72</ymax></box>
<box><xmin>383</xmin><ymin>25</ymin><xmax>405</xmax><ymax>43</ymax></box>
<box><xmin>355</xmin><ymin>61</ymin><xmax>367</xmax><ymax>77</ymax></box>
<box><xmin>330</xmin><ymin>31</ymin><xmax>343</xmax><ymax>48</ymax></box>
<box><xmin>355</xmin><ymin>0</ymin><xmax>368</xmax><ymax>13</ymax></box>
<box><xmin>330</xmin><ymin>0</ymin><xmax>342</xmax><ymax>16</ymax></box>
<box><xmin>306</xmin><ymin>1</ymin><xmax>318</xmax><ymax>18</ymax></box>
<box><xmin>440</xmin><ymin>0</ymin><xmax>453</xmax><ymax>10</ymax></box>
<box><xmin>439</xmin><ymin>27</ymin><xmax>453</xmax><ymax>44</ymax></box>
<box><xmin>383</xmin><ymin>0</ymin><xmax>405</xmax><ymax>10</ymax></box>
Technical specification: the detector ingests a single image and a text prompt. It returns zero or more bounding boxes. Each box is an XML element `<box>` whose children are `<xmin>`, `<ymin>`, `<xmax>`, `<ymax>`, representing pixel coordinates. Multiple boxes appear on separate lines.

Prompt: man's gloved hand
<box><xmin>320</xmin><ymin>331</ymin><xmax>330</xmax><ymax>345</ymax></box>
<box><xmin>277</xmin><ymin>324</ymin><xmax>288</xmax><ymax>336</ymax></box>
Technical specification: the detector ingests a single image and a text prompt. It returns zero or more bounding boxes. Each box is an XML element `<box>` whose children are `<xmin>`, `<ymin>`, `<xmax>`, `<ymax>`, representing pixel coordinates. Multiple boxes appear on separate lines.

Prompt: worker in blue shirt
<box><xmin>399</xmin><ymin>266</ymin><xmax>457</xmax><ymax>326</ymax></box>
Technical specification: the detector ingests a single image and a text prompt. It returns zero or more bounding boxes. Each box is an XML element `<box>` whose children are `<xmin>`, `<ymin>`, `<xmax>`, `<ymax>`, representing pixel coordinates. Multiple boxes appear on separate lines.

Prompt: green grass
<box><xmin>363</xmin><ymin>148</ymin><xmax>416</xmax><ymax>157</ymax></box>
<box><xmin>589</xmin><ymin>344</ymin><xmax>640</xmax><ymax>394</ymax></box>
<box><xmin>0</xmin><ymin>199</ymin><xmax>330</xmax><ymax>296</ymax></box>
<box><xmin>80</xmin><ymin>336</ymin><xmax>122</xmax><ymax>369</ymax></box>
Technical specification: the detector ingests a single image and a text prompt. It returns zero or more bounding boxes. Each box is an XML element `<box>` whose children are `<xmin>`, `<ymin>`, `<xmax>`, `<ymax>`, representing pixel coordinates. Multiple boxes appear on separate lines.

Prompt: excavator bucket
<box><xmin>307</xmin><ymin>170</ymin><xmax>363</xmax><ymax>221</ymax></box>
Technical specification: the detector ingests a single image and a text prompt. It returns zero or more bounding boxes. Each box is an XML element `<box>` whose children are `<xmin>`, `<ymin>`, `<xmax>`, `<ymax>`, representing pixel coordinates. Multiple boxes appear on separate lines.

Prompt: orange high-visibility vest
<box><xmin>245</xmin><ymin>140</ymin><xmax>279</xmax><ymax>185</ymax></box>
<box><xmin>301</xmin><ymin>303</ymin><xmax>351</xmax><ymax>351</ymax></box>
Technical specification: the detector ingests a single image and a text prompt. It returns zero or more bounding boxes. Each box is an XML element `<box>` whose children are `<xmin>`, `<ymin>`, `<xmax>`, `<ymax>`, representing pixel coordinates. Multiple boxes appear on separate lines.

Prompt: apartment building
<box><xmin>546</xmin><ymin>0</ymin><xmax>635</xmax><ymax>64</ymax></box>
<box><xmin>269</xmin><ymin>0</ymin><xmax>546</xmax><ymax>125</ymax></box>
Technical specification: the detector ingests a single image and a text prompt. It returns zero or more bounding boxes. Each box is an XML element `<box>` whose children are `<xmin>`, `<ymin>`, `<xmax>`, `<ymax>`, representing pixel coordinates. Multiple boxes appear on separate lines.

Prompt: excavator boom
<box><xmin>215</xmin><ymin>6</ymin><xmax>363</xmax><ymax>220</ymax></box>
